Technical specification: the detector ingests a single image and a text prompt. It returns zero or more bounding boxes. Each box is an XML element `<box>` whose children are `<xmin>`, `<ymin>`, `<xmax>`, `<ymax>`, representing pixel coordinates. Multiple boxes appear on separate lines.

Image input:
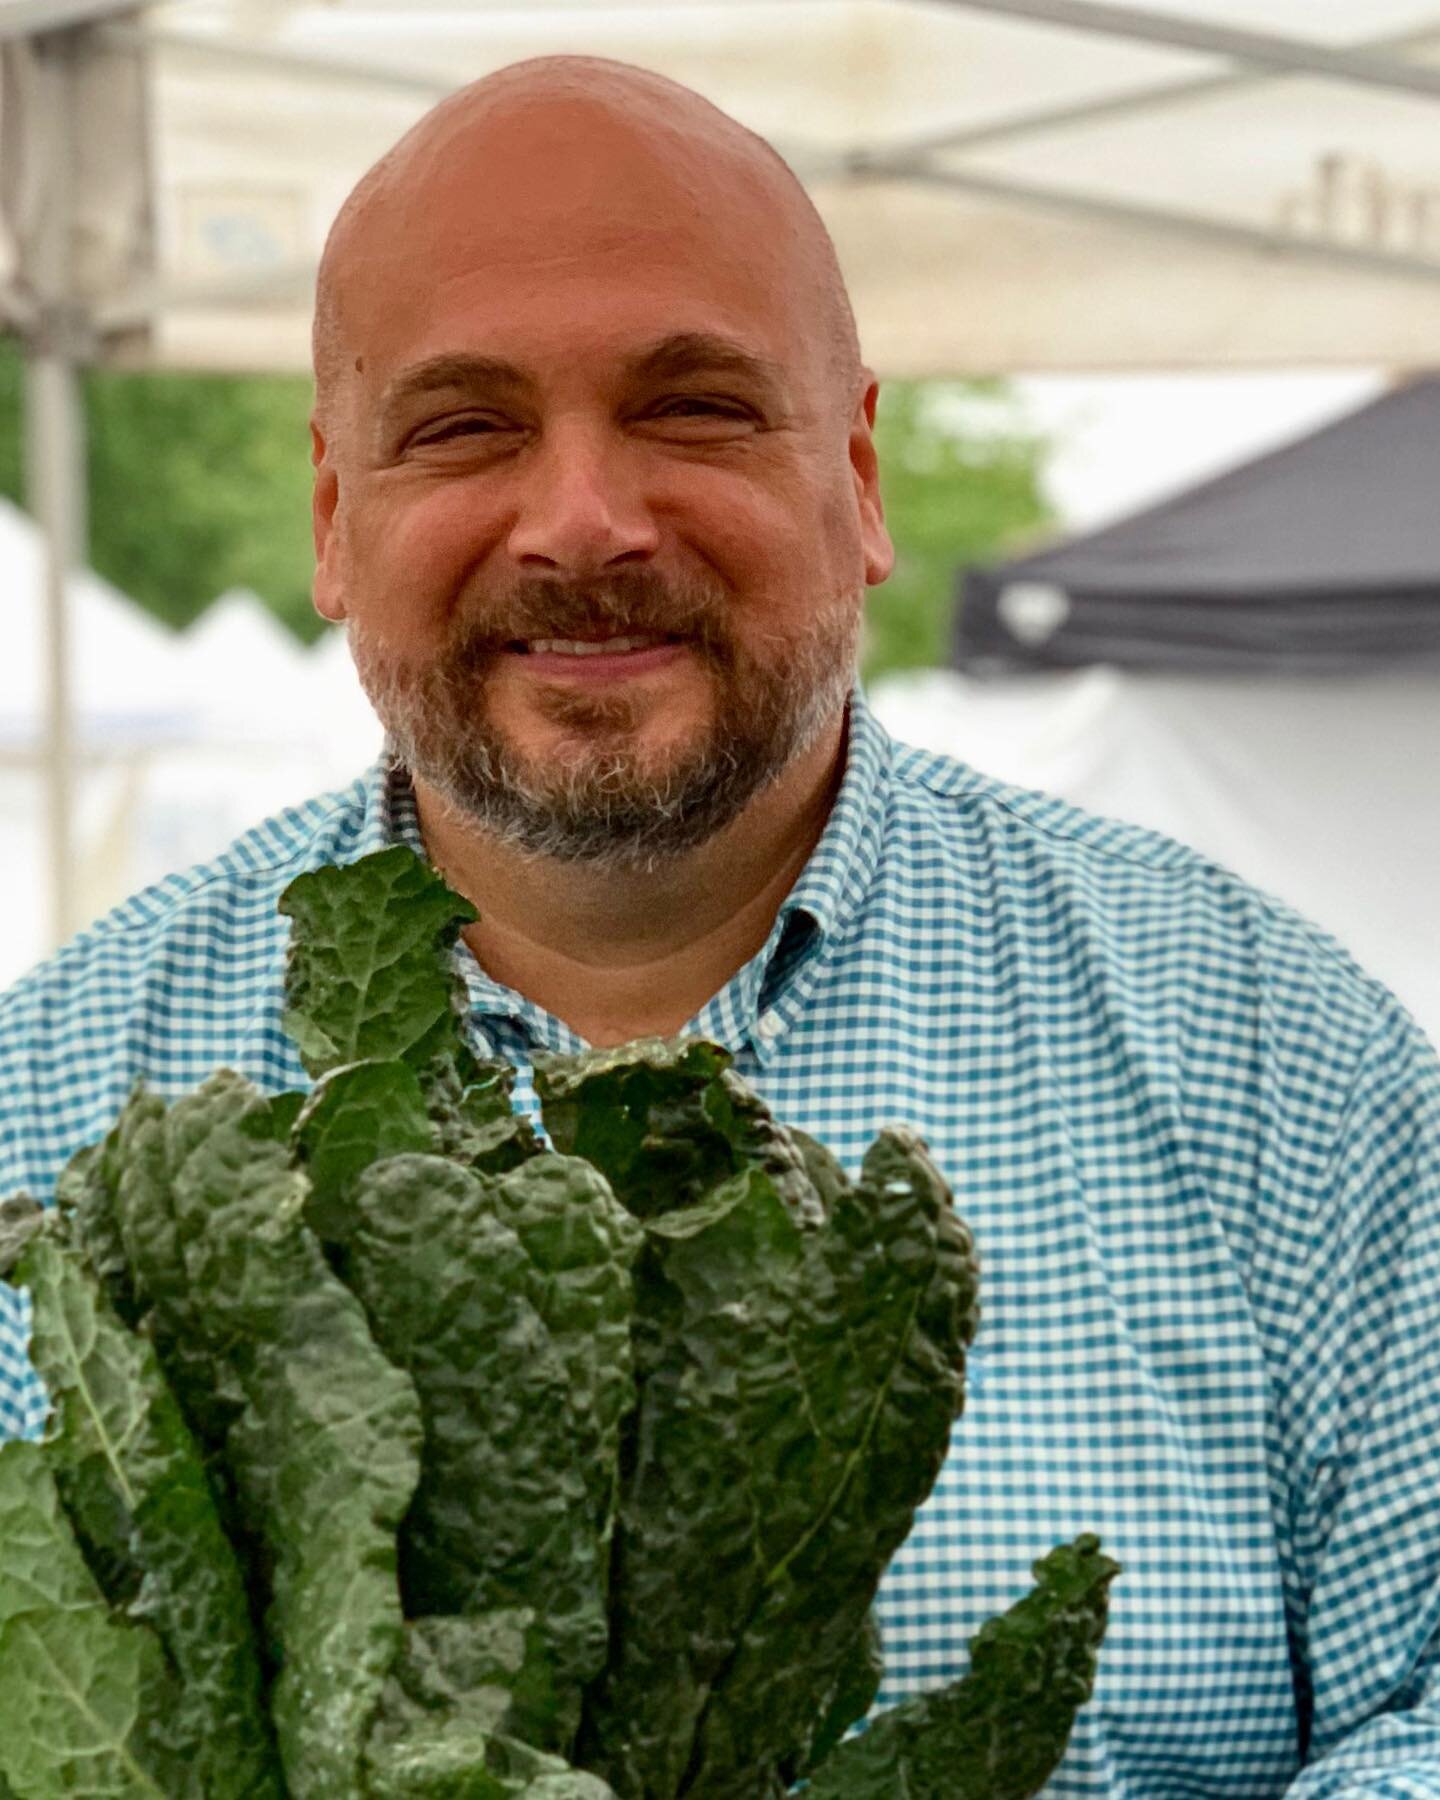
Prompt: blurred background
<box><xmin>1</xmin><ymin>0</ymin><xmax>1436</xmax><ymax>1043</ymax></box>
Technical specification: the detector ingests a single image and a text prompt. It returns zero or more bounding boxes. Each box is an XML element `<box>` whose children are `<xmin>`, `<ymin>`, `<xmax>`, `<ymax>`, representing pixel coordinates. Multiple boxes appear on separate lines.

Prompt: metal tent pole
<box><xmin>20</xmin><ymin>26</ymin><xmax>88</xmax><ymax>950</ymax></box>
<box><xmin>25</xmin><ymin>343</ymin><xmax>85</xmax><ymax>950</ymax></box>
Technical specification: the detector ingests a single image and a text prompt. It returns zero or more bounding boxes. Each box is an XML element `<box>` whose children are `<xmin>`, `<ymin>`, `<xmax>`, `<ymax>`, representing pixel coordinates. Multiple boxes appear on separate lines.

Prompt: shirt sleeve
<box><xmin>0</xmin><ymin>1281</ymin><xmax>44</xmax><ymax>1442</ymax></box>
<box><xmin>1279</xmin><ymin>997</ymin><xmax>1440</xmax><ymax>1796</ymax></box>
<box><xmin>0</xmin><ymin>976</ymin><xmax>50</xmax><ymax>1442</ymax></box>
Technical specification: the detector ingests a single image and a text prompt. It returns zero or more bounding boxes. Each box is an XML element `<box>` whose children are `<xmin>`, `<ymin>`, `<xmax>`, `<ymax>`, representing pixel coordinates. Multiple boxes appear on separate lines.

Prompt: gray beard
<box><xmin>347</xmin><ymin>575</ymin><xmax>858</xmax><ymax>873</ymax></box>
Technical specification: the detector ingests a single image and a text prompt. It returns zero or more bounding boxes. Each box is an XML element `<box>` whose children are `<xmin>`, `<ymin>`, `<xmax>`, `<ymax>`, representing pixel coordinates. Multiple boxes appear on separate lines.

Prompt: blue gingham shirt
<box><xmin>3</xmin><ymin>688</ymin><xmax>1438</xmax><ymax>1798</ymax></box>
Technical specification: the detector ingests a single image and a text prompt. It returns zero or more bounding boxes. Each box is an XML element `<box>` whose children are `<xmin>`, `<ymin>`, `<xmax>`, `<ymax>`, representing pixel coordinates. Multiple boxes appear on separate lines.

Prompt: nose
<box><xmin>506</xmin><ymin>419</ymin><xmax>660</xmax><ymax>574</ymax></box>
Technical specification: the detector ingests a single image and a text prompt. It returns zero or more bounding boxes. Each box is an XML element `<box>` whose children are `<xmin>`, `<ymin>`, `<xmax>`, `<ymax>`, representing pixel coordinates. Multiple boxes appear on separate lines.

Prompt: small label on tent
<box><xmin>998</xmin><ymin>582</ymin><xmax>1071</xmax><ymax>646</ymax></box>
<box><xmin>177</xmin><ymin>187</ymin><xmax>306</xmax><ymax>277</ymax></box>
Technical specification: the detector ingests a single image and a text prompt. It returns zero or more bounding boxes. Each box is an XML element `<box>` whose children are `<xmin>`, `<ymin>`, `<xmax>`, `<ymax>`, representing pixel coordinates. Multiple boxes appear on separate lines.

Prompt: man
<box><xmin>2</xmin><ymin>54</ymin><xmax>1438</xmax><ymax>1798</ymax></box>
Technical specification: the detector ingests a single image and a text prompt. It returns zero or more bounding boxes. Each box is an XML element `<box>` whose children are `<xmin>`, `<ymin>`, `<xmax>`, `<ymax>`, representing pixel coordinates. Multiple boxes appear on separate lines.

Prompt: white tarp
<box><xmin>0</xmin><ymin>494</ymin><xmax>195</xmax><ymax>744</ymax></box>
<box><xmin>868</xmin><ymin>664</ymin><xmax>1440</xmax><ymax>1048</ymax></box>
<box><xmin>0</xmin><ymin>496</ymin><xmax>381</xmax><ymax>985</ymax></box>
<box><xmin>5</xmin><ymin>0</ymin><xmax>1440</xmax><ymax>374</ymax></box>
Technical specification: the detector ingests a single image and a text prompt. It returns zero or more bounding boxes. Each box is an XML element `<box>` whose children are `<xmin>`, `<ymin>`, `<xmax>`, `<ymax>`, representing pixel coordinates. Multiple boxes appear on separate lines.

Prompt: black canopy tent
<box><xmin>955</xmin><ymin>377</ymin><xmax>1440</xmax><ymax>677</ymax></box>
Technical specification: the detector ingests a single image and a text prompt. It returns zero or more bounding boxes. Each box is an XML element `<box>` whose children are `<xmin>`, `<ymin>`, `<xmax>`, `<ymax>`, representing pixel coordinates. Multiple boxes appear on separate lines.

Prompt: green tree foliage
<box><xmin>0</xmin><ymin>339</ymin><xmax>1053</xmax><ymax>669</ymax></box>
<box><xmin>865</xmin><ymin>379</ymin><xmax>1054</xmax><ymax>682</ymax></box>
<box><xmin>0</xmin><ymin>336</ymin><xmax>319</xmax><ymax>642</ymax></box>
<box><xmin>0</xmin><ymin>338</ymin><xmax>19</xmax><ymax>504</ymax></box>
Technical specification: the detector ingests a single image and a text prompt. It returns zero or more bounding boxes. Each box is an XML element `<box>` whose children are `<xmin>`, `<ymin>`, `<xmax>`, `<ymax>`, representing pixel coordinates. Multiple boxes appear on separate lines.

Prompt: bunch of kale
<box><xmin>0</xmin><ymin>846</ymin><xmax>1116</xmax><ymax>1799</ymax></box>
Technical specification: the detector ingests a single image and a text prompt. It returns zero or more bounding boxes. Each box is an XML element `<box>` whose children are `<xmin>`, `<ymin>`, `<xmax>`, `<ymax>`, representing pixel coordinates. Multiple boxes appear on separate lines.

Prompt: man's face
<box><xmin>313</xmin><ymin>101</ymin><xmax>892</xmax><ymax>866</ymax></box>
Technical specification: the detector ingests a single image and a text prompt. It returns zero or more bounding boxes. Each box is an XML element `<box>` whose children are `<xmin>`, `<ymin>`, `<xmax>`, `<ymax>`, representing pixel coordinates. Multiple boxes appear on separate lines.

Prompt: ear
<box><xmin>850</xmin><ymin>374</ymin><xmax>895</xmax><ymax>587</ymax></box>
<box><xmin>310</xmin><ymin>417</ymin><xmax>347</xmax><ymax>623</ymax></box>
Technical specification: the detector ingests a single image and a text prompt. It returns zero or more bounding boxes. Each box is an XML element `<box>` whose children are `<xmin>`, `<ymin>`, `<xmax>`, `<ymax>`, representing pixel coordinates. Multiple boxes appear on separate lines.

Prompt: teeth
<box><xmin>526</xmin><ymin>636</ymin><xmax>664</xmax><ymax>657</ymax></box>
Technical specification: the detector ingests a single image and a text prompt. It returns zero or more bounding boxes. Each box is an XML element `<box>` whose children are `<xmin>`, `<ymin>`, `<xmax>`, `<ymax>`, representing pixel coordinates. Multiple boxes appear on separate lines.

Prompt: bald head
<box><xmin>312</xmin><ymin>55</ymin><xmax>862</xmax><ymax>438</ymax></box>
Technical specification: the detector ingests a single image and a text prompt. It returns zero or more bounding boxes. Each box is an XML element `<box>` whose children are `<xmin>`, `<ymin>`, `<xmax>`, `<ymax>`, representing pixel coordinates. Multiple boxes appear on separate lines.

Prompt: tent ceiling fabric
<box><xmin>5</xmin><ymin>0</ymin><xmax>1440</xmax><ymax>374</ymax></box>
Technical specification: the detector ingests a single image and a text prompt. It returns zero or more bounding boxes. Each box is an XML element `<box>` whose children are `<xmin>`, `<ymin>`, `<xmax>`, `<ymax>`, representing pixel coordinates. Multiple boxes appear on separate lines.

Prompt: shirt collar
<box><xmin>353</xmin><ymin>751</ymin><xmax>401</xmax><ymax>859</ymax></box>
<box><xmin>777</xmin><ymin>684</ymin><xmax>890</xmax><ymax>946</ymax></box>
<box><xmin>367</xmin><ymin>684</ymin><xmax>894</xmax><ymax>1054</ymax></box>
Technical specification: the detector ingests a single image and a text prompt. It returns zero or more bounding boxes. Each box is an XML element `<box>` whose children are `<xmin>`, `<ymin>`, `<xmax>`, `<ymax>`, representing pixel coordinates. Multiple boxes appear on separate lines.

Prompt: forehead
<box><xmin>333</xmin><ymin>97</ymin><xmax>824</xmax><ymax>396</ymax></box>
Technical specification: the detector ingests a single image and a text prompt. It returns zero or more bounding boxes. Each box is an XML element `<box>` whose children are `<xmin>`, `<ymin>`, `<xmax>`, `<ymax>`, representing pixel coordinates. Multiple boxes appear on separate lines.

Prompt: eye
<box><xmin>660</xmin><ymin>397</ymin><xmax>742</xmax><ymax>415</ymax></box>
<box><xmin>646</xmin><ymin>397</ymin><xmax>756</xmax><ymax>427</ymax></box>
<box><xmin>411</xmin><ymin>414</ymin><xmax>512</xmax><ymax>448</ymax></box>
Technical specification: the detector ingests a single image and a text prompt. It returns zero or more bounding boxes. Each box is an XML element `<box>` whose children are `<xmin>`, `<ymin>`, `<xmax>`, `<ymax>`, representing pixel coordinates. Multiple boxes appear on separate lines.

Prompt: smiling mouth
<box><xmin>506</xmin><ymin>633</ymin><xmax>682</xmax><ymax>657</ymax></box>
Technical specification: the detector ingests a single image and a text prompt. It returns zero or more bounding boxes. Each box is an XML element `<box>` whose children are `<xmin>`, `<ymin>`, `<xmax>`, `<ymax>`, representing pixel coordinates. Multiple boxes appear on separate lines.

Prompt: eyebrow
<box><xmin>377</xmin><ymin>331</ymin><xmax>789</xmax><ymax>421</ymax></box>
<box><xmin>626</xmin><ymin>332</ymin><xmax>787</xmax><ymax>394</ymax></box>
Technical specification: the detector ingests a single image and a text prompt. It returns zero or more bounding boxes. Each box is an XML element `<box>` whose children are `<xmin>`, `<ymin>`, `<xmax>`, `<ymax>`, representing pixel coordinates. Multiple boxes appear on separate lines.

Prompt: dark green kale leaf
<box><xmin>46</xmin><ymin>1087</ymin><xmax>268</xmax><ymax>1699</ymax></box>
<box><xmin>55</xmin><ymin>1120</ymin><xmax>143</xmax><ymax>1328</ymax></box>
<box><xmin>366</xmin><ymin>1612</ymin><xmax>621</xmax><ymax>1796</ymax></box>
<box><xmin>374</xmin><ymin>1610</ymin><xmax>549</xmax><ymax>1744</ymax></box>
<box><xmin>533</xmin><ymin>1038</ymin><xmax>822</xmax><ymax>1226</ymax></box>
<box><xmin>0</xmin><ymin>1420</ymin><xmax>193</xmax><ymax>1796</ymax></box>
<box><xmin>681</xmin><ymin>1130</ymin><xmax>981</xmax><ymax>1797</ymax></box>
<box><xmin>423</xmin><ymin>1046</ymin><xmax>542</xmax><ymax>1176</ymax></box>
<box><xmin>2</xmin><ymin>846</ymin><xmax>1113</xmax><ymax>1800</ymax></box>
<box><xmin>280</xmin><ymin>847</ymin><xmax>540</xmax><ymax>1179</ymax></box>
<box><xmin>369</xmin><ymin>1700</ymin><xmax>621</xmax><ymax>1799</ymax></box>
<box><xmin>334</xmin><ymin>1151</ymin><xmax>641</xmax><ymax>1755</ymax></box>
<box><xmin>116</xmin><ymin>1071</ymin><xmax>425</xmax><ymax>1797</ymax></box>
<box><xmin>246</xmin><ymin>1088</ymin><xmax>311</xmax><ymax>1145</ymax></box>
<box><xmin>488</xmin><ymin>1156</ymin><xmax>644</xmax><ymax>1549</ymax></box>
<box><xmin>278</xmin><ymin>844</ymin><xmax>477</xmax><ymax>1080</ymax></box>
<box><xmin>292</xmin><ymin>1056</ymin><xmax>436</xmax><ymax>1240</ymax></box>
<box><xmin>796</xmin><ymin>1614</ymin><xmax>885</xmax><ymax>1780</ymax></box>
<box><xmin>0</xmin><ymin>1193</ymin><xmax>44</xmax><ymax>1276</ymax></box>
<box><xmin>105</xmin><ymin>1079</ymin><xmax>250</xmax><ymax>1461</ymax></box>
<box><xmin>574</xmin><ymin>1166</ymin><xmax>802</xmax><ymax>1799</ymax></box>
<box><xmin>802</xmin><ymin>1535</ymin><xmax>1120</xmax><ymax>1800</ymax></box>
<box><xmin>547</xmin><ymin>1043</ymin><xmax>980</xmax><ymax>1800</ymax></box>
<box><xmin>2</xmin><ymin>1219</ymin><xmax>282</xmax><ymax>1798</ymax></box>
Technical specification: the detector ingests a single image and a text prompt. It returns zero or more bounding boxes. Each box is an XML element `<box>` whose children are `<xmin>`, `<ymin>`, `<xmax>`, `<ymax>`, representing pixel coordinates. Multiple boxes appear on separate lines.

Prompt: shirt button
<box><xmin>756</xmin><ymin>1010</ymin><xmax>782</xmax><ymax>1044</ymax></box>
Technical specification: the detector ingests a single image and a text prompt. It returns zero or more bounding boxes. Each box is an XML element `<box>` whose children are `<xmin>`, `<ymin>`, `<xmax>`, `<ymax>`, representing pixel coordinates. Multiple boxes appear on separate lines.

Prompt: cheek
<box><xmin>337</xmin><ymin>478</ymin><xmax>496</xmax><ymax>636</ymax></box>
<box><xmin>713</xmin><ymin>468</ymin><xmax>857</xmax><ymax>622</ymax></box>
<box><xmin>686</xmin><ymin>465</ymin><xmax>816</xmax><ymax>575</ymax></box>
<box><xmin>817</xmin><ymin>467</ymin><xmax>865</xmax><ymax>566</ymax></box>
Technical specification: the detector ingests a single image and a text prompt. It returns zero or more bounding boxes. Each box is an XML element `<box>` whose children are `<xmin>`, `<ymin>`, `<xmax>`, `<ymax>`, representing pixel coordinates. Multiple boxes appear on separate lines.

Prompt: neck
<box><xmin>414</xmin><ymin>713</ymin><xmax>847</xmax><ymax>1048</ymax></box>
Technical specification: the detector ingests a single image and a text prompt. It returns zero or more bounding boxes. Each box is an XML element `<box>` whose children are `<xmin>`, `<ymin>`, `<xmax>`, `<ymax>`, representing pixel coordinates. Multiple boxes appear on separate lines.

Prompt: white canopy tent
<box><xmin>3</xmin><ymin>0</ymin><xmax>1440</xmax><ymax>942</ymax></box>
<box><xmin>0</xmin><ymin>492</ymin><xmax>382</xmax><ymax>983</ymax></box>
<box><xmin>10</xmin><ymin>0</ymin><xmax>1440</xmax><ymax>377</ymax></box>
<box><xmin>0</xmin><ymin>494</ymin><xmax>195</xmax><ymax>740</ymax></box>
<box><xmin>14</xmin><ymin>0</ymin><xmax>1440</xmax><ymax>372</ymax></box>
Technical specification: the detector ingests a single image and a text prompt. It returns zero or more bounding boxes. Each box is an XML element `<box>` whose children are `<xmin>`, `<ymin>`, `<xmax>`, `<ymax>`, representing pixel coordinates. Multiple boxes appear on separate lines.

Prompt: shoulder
<box><xmin>870</xmin><ymin>732</ymin><xmax>1440</xmax><ymax>1295</ymax></box>
<box><xmin>873</xmin><ymin>734</ymin><xmax>1414</xmax><ymax>1136</ymax></box>
<box><xmin>0</xmin><ymin>773</ymin><xmax>376</xmax><ymax>1204</ymax></box>
<box><xmin>887</xmin><ymin>735</ymin><xmax>1385</xmax><ymax>1010</ymax></box>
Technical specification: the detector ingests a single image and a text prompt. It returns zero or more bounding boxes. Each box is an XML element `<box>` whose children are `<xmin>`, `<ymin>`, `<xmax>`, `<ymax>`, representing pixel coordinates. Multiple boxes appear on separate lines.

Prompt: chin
<box><xmin>515</xmin><ymin>677</ymin><xmax>713</xmax><ymax>752</ymax></box>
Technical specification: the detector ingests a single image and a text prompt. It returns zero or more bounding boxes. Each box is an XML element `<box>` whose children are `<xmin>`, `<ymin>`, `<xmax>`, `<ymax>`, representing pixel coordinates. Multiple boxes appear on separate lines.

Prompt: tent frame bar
<box><xmin>874</xmin><ymin>159</ymin><xmax>1440</xmax><ymax>286</ymax></box>
<box><xmin>878</xmin><ymin>16</ymin><xmax>1440</xmax><ymax>161</ymax></box>
<box><xmin>100</xmin><ymin>20</ymin><xmax>456</xmax><ymax>98</ymax></box>
<box><xmin>936</xmin><ymin>0</ymin><xmax>1440</xmax><ymax>103</ymax></box>
<box><xmin>93</xmin><ymin>260</ymin><xmax>319</xmax><ymax>336</ymax></box>
<box><xmin>98</xmin><ymin>19</ymin><xmax>823</xmax><ymax>176</ymax></box>
<box><xmin>0</xmin><ymin>0</ymin><xmax>133</xmax><ymax>44</ymax></box>
<box><xmin>105</xmin><ymin>3</ymin><xmax>1440</xmax><ymax>159</ymax></box>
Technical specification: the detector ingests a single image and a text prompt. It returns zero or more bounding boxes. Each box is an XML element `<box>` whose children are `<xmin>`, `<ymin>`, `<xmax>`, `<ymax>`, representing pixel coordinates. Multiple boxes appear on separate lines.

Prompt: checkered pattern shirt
<box><xmin>3</xmin><ymin>688</ymin><xmax>1438</xmax><ymax>1797</ymax></box>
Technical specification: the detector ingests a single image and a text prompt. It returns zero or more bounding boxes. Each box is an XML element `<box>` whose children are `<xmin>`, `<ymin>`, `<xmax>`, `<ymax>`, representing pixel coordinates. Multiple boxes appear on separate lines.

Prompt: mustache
<box><xmin>448</xmin><ymin>572</ymin><xmax>732</xmax><ymax>661</ymax></box>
